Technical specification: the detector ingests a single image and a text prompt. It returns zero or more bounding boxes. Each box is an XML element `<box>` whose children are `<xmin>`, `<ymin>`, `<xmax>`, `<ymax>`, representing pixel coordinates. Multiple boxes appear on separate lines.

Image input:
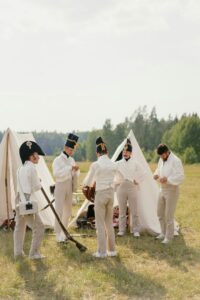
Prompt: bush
<box><xmin>182</xmin><ymin>147</ymin><xmax>198</xmax><ymax>164</ymax></box>
<box><xmin>142</xmin><ymin>150</ymin><xmax>157</xmax><ymax>163</ymax></box>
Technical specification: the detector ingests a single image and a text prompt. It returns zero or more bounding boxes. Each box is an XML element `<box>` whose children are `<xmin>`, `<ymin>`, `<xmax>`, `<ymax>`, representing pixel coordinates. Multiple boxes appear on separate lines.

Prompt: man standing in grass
<box><xmin>115</xmin><ymin>138</ymin><xmax>146</xmax><ymax>237</ymax></box>
<box><xmin>83</xmin><ymin>137</ymin><xmax>117</xmax><ymax>258</ymax></box>
<box><xmin>154</xmin><ymin>144</ymin><xmax>184</xmax><ymax>244</ymax></box>
<box><xmin>52</xmin><ymin>133</ymin><xmax>80</xmax><ymax>243</ymax></box>
<box><xmin>14</xmin><ymin>141</ymin><xmax>45</xmax><ymax>259</ymax></box>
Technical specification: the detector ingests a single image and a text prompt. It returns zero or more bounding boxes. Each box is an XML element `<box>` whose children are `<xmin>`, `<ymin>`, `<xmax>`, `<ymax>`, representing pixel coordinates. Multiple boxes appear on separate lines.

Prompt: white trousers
<box><xmin>157</xmin><ymin>185</ymin><xmax>179</xmax><ymax>240</ymax></box>
<box><xmin>54</xmin><ymin>179</ymin><xmax>73</xmax><ymax>237</ymax></box>
<box><xmin>95</xmin><ymin>188</ymin><xmax>115</xmax><ymax>255</ymax></box>
<box><xmin>117</xmin><ymin>180</ymin><xmax>140</xmax><ymax>233</ymax></box>
<box><xmin>14</xmin><ymin>209</ymin><xmax>44</xmax><ymax>257</ymax></box>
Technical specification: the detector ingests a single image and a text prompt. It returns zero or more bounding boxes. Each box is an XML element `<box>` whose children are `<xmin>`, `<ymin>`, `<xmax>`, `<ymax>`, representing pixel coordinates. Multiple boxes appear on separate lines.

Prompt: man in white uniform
<box><xmin>52</xmin><ymin>133</ymin><xmax>80</xmax><ymax>243</ymax></box>
<box><xmin>83</xmin><ymin>137</ymin><xmax>117</xmax><ymax>258</ymax></box>
<box><xmin>115</xmin><ymin>139</ymin><xmax>146</xmax><ymax>237</ymax></box>
<box><xmin>14</xmin><ymin>141</ymin><xmax>45</xmax><ymax>259</ymax></box>
<box><xmin>154</xmin><ymin>144</ymin><xmax>184</xmax><ymax>244</ymax></box>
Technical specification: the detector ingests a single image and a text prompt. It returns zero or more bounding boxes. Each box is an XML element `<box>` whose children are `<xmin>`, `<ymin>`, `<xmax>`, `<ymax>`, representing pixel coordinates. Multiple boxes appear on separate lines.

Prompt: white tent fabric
<box><xmin>69</xmin><ymin>130</ymin><xmax>161</xmax><ymax>235</ymax></box>
<box><xmin>0</xmin><ymin>128</ymin><xmax>55</xmax><ymax>228</ymax></box>
<box><xmin>114</xmin><ymin>130</ymin><xmax>161</xmax><ymax>234</ymax></box>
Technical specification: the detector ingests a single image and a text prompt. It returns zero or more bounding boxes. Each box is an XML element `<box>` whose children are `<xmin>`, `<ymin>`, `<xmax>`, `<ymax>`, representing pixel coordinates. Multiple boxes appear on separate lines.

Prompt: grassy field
<box><xmin>0</xmin><ymin>162</ymin><xmax>200</xmax><ymax>300</ymax></box>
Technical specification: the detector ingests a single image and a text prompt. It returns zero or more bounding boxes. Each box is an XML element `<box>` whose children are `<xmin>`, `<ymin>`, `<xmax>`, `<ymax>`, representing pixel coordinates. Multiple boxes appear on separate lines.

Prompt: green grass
<box><xmin>0</xmin><ymin>163</ymin><xmax>200</xmax><ymax>300</ymax></box>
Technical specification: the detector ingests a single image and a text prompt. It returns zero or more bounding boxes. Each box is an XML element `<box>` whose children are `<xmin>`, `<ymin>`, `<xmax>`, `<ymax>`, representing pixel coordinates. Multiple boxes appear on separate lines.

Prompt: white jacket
<box><xmin>115</xmin><ymin>157</ymin><xmax>146</xmax><ymax>184</ymax></box>
<box><xmin>52</xmin><ymin>152</ymin><xmax>80</xmax><ymax>183</ymax></box>
<box><xmin>83</xmin><ymin>155</ymin><xmax>117</xmax><ymax>191</ymax></box>
<box><xmin>17</xmin><ymin>161</ymin><xmax>41</xmax><ymax>194</ymax></box>
<box><xmin>154</xmin><ymin>152</ymin><xmax>184</xmax><ymax>186</ymax></box>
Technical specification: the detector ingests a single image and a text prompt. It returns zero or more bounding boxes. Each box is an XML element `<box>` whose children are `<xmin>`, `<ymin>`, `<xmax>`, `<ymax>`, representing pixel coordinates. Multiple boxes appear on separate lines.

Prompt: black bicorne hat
<box><xmin>96</xmin><ymin>137</ymin><xmax>107</xmax><ymax>154</ymax></box>
<box><xmin>65</xmin><ymin>133</ymin><xmax>79</xmax><ymax>149</ymax></box>
<box><xmin>19</xmin><ymin>141</ymin><xmax>45</xmax><ymax>164</ymax></box>
<box><xmin>123</xmin><ymin>138</ymin><xmax>132</xmax><ymax>152</ymax></box>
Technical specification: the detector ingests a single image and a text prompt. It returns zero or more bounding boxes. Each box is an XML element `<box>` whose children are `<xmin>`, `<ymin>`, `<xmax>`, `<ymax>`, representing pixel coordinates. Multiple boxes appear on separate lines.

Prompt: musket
<box><xmin>40</xmin><ymin>199</ymin><xmax>55</xmax><ymax>211</ymax></box>
<box><xmin>41</xmin><ymin>187</ymin><xmax>87</xmax><ymax>253</ymax></box>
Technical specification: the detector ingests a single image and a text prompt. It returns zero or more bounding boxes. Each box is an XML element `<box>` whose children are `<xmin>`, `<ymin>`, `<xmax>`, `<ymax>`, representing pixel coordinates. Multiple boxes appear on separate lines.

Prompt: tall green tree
<box><xmin>163</xmin><ymin>114</ymin><xmax>200</xmax><ymax>161</ymax></box>
<box><xmin>102</xmin><ymin>119</ymin><xmax>116</xmax><ymax>156</ymax></box>
<box><xmin>73</xmin><ymin>142</ymin><xmax>86</xmax><ymax>161</ymax></box>
<box><xmin>86</xmin><ymin>129</ymin><xmax>102</xmax><ymax>161</ymax></box>
<box><xmin>114</xmin><ymin>123</ymin><xmax>128</xmax><ymax>147</ymax></box>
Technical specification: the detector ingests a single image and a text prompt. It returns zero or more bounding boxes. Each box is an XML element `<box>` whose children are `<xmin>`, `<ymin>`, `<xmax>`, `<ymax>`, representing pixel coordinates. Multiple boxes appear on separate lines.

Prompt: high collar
<box><xmin>24</xmin><ymin>160</ymin><xmax>35</xmax><ymax>166</ymax></box>
<box><xmin>61</xmin><ymin>152</ymin><xmax>70</xmax><ymax>161</ymax></box>
<box><xmin>162</xmin><ymin>152</ymin><xmax>172</xmax><ymax>163</ymax></box>
<box><xmin>98</xmin><ymin>154</ymin><xmax>108</xmax><ymax>161</ymax></box>
<box><xmin>63</xmin><ymin>151</ymin><xmax>69</xmax><ymax>158</ymax></box>
<box><xmin>124</xmin><ymin>157</ymin><xmax>131</xmax><ymax>162</ymax></box>
<box><xmin>123</xmin><ymin>156</ymin><xmax>131</xmax><ymax>162</ymax></box>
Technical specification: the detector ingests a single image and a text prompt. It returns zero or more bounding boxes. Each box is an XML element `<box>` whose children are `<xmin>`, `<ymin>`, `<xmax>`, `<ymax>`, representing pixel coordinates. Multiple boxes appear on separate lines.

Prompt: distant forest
<box><xmin>0</xmin><ymin>107</ymin><xmax>200</xmax><ymax>163</ymax></box>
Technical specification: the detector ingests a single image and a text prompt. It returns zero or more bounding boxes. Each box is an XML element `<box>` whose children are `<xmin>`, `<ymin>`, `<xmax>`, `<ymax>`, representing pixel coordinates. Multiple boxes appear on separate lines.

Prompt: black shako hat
<box><xmin>65</xmin><ymin>133</ymin><xmax>79</xmax><ymax>149</ymax></box>
<box><xmin>19</xmin><ymin>141</ymin><xmax>45</xmax><ymax>164</ymax></box>
<box><xmin>123</xmin><ymin>138</ymin><xmax>132</xmax><ymax>152</ymax></box>
<box><xmin>96</xmin><ymin>137</ymin><xmax>107</xmax><ymax>154</ymax></box>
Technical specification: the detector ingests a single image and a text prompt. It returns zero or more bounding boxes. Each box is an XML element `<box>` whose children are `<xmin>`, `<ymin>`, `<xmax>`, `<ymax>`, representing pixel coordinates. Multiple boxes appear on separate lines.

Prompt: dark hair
<box><xmin>157</xmin><ymin>143</ymin><xmax>169</xmax><ymax>155</ymax></box>
<box><xmin>96</xmin><ymin>146</ymin><xmax>108</xmax><ymax>155</ymax></box>
<box><xmin>96</xmin><ymin>136</ymin><xmax>108</xmax><ymax>155</ymax></box>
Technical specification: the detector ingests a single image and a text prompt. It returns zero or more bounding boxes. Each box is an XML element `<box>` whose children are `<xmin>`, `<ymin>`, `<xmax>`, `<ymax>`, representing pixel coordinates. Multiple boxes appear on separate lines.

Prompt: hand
<box><xmin>72</xmin><ymin>165</ymin><xmax>79</xmax><ymax>172</ymax></box>
<box><xmin>153</xmin><ymin>175</ymin><xmax>159</xmax><ymax>180</ymax></box>
<box><xmin>159</xmin><ymin>177</ymin><xmax>167</xmax><ymax>184</ymax></box>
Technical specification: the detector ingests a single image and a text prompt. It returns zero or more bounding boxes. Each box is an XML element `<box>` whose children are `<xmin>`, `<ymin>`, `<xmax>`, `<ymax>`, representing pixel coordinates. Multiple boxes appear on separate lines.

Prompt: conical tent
<box><xmin>69</xmin><ymin>130</ymin><xmax>161</xmax><ymax>235</ymax></box>
<box><xmin>0</xmin><ymin>128</ymin><xmax>55</xmax><ymax>228</ymax></box>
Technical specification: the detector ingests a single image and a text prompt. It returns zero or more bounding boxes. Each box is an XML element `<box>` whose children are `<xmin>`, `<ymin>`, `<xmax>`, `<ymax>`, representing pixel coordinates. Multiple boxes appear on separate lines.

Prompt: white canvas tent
<box><xmin>69</xmin><ymin>130</ymin><xmax>161</xmax><ymax>235</ymax></box>
<box><xmin>0</xmin><ymin>128</ymin><xmax>55</xmax><ymax>228</ymax></box>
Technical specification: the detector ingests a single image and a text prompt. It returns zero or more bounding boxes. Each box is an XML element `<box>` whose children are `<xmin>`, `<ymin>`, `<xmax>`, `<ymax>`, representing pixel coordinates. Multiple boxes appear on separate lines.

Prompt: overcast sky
<box><xmin>0</xmin><ymin>0</ymin><xmax>200</xmax><ymax>133</ymax></box>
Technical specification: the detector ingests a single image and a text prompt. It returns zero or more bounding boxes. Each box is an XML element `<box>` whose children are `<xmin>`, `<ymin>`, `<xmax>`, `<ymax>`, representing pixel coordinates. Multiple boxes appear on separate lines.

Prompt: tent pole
<box><xmin>5</xmin><ymin>131</ymin><xmax>10</xmax><ymax>229</ymax></box>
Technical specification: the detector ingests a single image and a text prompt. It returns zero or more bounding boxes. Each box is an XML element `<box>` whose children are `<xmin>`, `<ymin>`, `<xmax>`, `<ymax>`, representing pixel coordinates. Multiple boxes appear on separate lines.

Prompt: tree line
<box><xmin>0</xmin><ymin>107</ymin><xmax>199</xmax><ymax>163</ymax></box>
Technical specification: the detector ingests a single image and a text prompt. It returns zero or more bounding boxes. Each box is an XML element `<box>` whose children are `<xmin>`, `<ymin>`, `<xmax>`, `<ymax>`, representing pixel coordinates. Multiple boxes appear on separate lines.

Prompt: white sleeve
<box><xmin>52</xmin><ymin>158</ymin><xmax>72</xmax><ymax>179</ymax></box>
<box><xmin>71</xmin><ymin>158</ymin><xmax>80</xmax><ymax>177</ymax></box>
<box><xmin>83</xmin><ymin>163</ymin><xmax>97</xmax><ymax>187</ymax></box>
<box><xmin>73</xmin><ymin>169</ymin><xmax>80</xmax><ymax>177</ymax></box>
<box><xmin>114</xmin><ymin>170</ymin><xmax>124</xmax><ymax>184</ymax></box>
<box><xmin>168</xmin><ymin>159</ymin><xmax>184</xmax><ymax>185</ymax></box>
<box><xmin>154</xmin><ymin>159</ymin><xmax>161</xmax><ymax>176</ymax></box>
<box><xmin>113</xmin><ymin>161</ymin><xmax>123</xmax><ymax>184</ymax></box>
<box><xmin>30</xmin><ymin>167</ymin><xmax>42</xmax><ymax>192</ymax></box>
